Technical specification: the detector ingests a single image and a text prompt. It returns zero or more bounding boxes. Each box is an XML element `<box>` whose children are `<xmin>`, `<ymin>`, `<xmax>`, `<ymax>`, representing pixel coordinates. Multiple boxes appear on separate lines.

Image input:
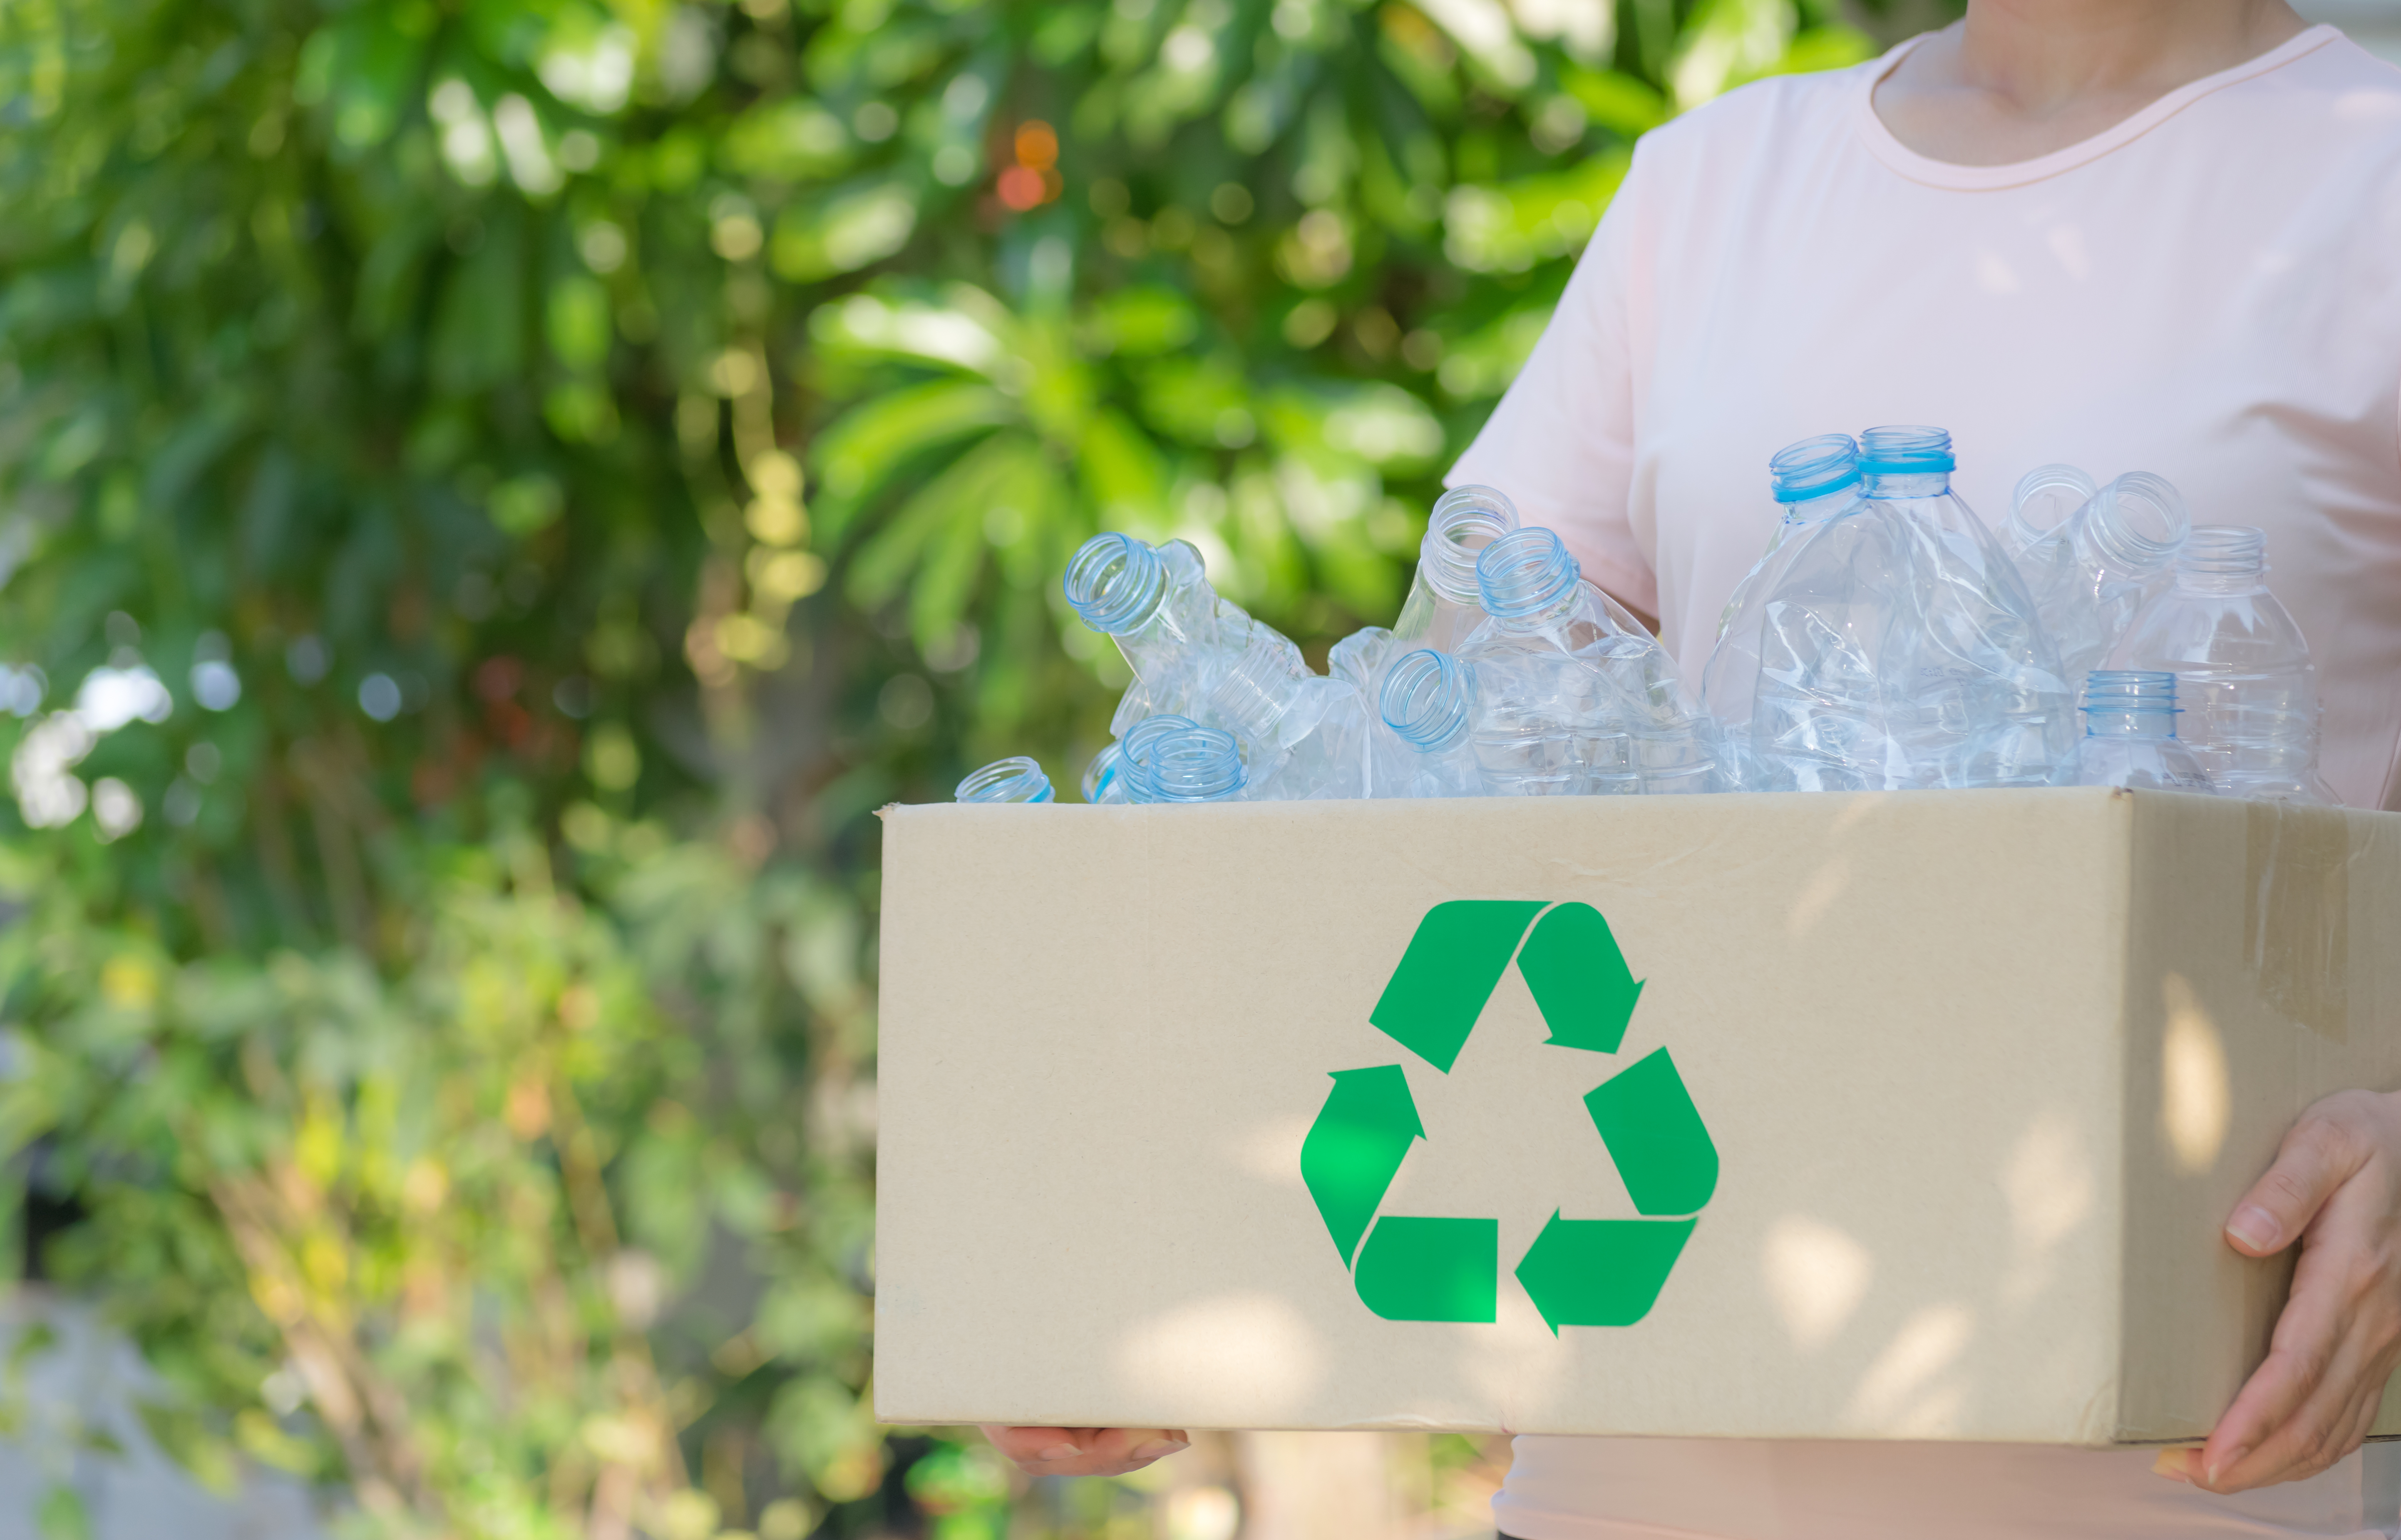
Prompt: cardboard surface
<box><xmin>873</xmin><ymin>789</ymin><xmax>2401</xmax><ymax>1444</ymax></box>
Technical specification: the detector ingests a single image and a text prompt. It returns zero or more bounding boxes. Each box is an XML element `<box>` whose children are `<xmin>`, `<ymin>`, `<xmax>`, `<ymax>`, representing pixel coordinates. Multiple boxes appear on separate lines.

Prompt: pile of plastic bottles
<box><xmin>955</xmin><ymin>424</ymin><xmax>2336</xmax><ymax>807</ymax></box>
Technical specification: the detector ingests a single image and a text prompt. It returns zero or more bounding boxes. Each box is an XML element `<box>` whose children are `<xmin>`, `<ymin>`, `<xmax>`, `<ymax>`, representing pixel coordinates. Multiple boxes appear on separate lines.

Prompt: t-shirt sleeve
<box><xmin>1445</xmin><ymin>147</ymin><xmax>1654</xmax><ymax>617</ymax></box>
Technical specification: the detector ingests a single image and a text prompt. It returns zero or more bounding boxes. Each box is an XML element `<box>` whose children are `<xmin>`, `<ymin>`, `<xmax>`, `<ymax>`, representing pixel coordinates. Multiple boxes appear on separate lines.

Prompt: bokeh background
<box><xmin>0</xmin><ymin>0</ymin><xmax>2394</xmax><ymax>1535</ymax></box>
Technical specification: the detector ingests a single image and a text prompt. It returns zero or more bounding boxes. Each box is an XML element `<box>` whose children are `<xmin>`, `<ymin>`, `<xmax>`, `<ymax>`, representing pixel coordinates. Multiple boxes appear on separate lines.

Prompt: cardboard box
<box><xmin>873</xmin><ymin>788</ymin><xmax>2401</xmax><ymax>1444</ymax></box>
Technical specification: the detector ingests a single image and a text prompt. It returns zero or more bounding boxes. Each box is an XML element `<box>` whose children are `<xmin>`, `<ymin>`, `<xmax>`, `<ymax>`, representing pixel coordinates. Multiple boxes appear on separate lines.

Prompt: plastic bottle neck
<box><xmin>2081</xmin><ymin>671</ymin><xmax>2181</xmax><ymax>740</ymax></box>
<box><xmin>1768</xmin><ymin>432</ymin><xmax>1859</xmax><ymax>510</ymax></box>
<box><xmin>956</xmin><ymin>756</ymin><xmax>1055</xmax><ymax>802</ymax></box>
<box><xmin>2075</xmin><ymin>473</ymin><xmax>2187</xmax><ymax>579</ymax></box>
<box><xmin>1781</xmin><ymin>482</ymin><xmax>1859</xmax><ymax>525</ymax></box>
<box><xmin>1860</xmin><ymin>470</ymin><xmax>1952</xmax><ymax>500</ymax></box>
<box><xmin>1064</xmin><ymin>534</ymin><xmax>1167</xmax><ymax>635</ymax></box>
<box><xmin>1421</xmin><ymin>485</ymin><xmax>1517</xmax><ymax>606</ymax></box>
<box><xmin>2173</xmin><ymin>525</ymin><xmax>2268</xmax><ymax>595</ymax></box>
<box><xmin>1080</xmin><ymin>743</ymin><xmax>1125</xmax><ymax>803</ymax></box>
<box><xmin>1857</xmin><ymin>425</ymin><xmax>1955</xmax><ymax>502</ymax></box>
<box><xmin>2083</xmin><ymin>709</ymin><xmax>2180</xmax><ymax>740</ymax></box>
<box><xmin>1121</xmin><ymin>714</ymin><xmax>1199</xmax><ymax>785</ymax></box>
<box><xmin>1208</xmin><ymin>633</ymin><xmax>1306</xmax><ymax>742</ymax></box>
<box><xmin>1138</xmin><ymin>725</ymin><xmax>1245</xmax><ymax>802</ymax></box>
<box><xmin>2008</xmin><ymin>464</ymin><xmax>2099</xmax><ymax>551</ymax></box>
<box><xmin>1476</xmin><ymin>527</ymin><xmax>1582</xmax><ymax>630</ymax></box>
<box><xmin>1380</xmin><ymin>649</ymin><xmax>1474</xmax><ymax>752</ymax></box>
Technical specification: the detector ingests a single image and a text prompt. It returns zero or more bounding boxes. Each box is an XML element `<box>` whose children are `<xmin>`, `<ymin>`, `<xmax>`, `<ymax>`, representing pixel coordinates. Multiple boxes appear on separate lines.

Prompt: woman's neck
<box><xmin>1873</xmin><ymin>0</ymin><xmax>2312</xmax><ymax>166</ymax></box>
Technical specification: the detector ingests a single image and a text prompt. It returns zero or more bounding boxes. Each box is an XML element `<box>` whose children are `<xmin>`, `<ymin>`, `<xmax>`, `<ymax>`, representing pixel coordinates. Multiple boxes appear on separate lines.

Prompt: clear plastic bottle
<box><xmin>1063</xmin><ymin>530</ymin><xmax>1354</xmax><ymax>795</ymax></box>
<box><xmin>1064</xmin><ymin>534</ymin><xmax>1225</xmax><ymax>708</ymax></box>
<box><xmin>1699</xmin><ymin>433</ymin><xmax>1863</xmax><ymax>785</ymax></box>
<box><xmin>1100</xmin><ymin>713</ymin><xmax>1199</xmax><ymax>803</ymax></box>
<box><xmin>1328</xmin><ymin>626</ymin><xmax>1391</xmax><ymax>697</ymax></box>
<box><xmin>2001</xmin><ymin>463</ymin><xmax>2100</xmax><ymax>560</ymax></box>
<box><xmin>1376</xmin><ymin>648</ymin><xmax>1486</xmax><ymax>797</ymax></box>
<box><xmin>1205</xmin><ymin>631</ymin><xmax>1373</xmax><ymax>800</ymax></box>
<box><xmin>1080</xmin><ymin>742</ymin><xmax>1129</xmax><ymax>803</ymax></box>
<box><xmin>2071</xmin><ymin>671</ymin><xmax>2215</xmax><ymax>792</ymax></box>
<box><xmin>1329</xmin><ymin>484</ymin><xmax>1519</xmax><ymax>698</ymax></box>
<box><xmin>1749</xmin><ymin>426</ymin><xmax>2069</xmax><ymax>790</ymax></box>
<box><xmin>1458</xmin><ymin>527</ymin><xmax>1719</xmax><ymax>795</ymax></box>
<box><xmin>1863</xmin><ymin>427</ymin><xmax>2071</xmax><ymax>787</ymax></box>
<box><xmin>1125</xmin><ymin>722</ymin><xmax>1247</xmax><ymax>803</ymax></box>
<box><xmin>2013</xmin><ymin>472</ymin><xmax>2188</xmax><ymax>687</ymax></box>
<box><xmin>2107</xmin><ymin>526</ymin><xmax>2336</xmax><ymax>803</ymax></box>
<box><xmin>1397</xmin><ymin>485</ymin><xmax>1519</xmax><ymax>652</ymax></box>
<box><xmin>1066</xmin><ymin>532</ymin><xmax>1279</xmax><ymax>739</ymax></box>
<box><xmin>956</xmin><ymin>756</ymin><xmax>1055</xmax><ymax>803</ymax></box>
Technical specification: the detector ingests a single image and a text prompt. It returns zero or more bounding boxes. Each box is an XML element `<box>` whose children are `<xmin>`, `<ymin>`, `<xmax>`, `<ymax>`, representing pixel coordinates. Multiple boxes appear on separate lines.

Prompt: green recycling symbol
<box><xmin>1300</xmin><ymin>901</ymin><xmax>1718</xmax><ymax>1332</ymax></box>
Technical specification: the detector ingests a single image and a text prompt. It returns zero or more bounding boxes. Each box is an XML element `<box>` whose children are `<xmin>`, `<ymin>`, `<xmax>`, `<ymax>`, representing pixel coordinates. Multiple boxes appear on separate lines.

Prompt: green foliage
<box><xmin>0</xmin><ymin>0</ymin><xmax>1864</xmax><ymax>1531</ymax></box>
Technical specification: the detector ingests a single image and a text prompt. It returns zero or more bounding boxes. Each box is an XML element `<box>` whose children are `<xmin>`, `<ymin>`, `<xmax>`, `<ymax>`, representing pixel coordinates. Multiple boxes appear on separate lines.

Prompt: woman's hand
<box><xmin>2154</xmin><ymin>1090</ymin><xmax>2401</xmax><ymax>1492</ymax></box>
<box><xmin>981</xmin><ymin>1425</ymin><xmax>1190</xmax><ymax>1479</ymax></box>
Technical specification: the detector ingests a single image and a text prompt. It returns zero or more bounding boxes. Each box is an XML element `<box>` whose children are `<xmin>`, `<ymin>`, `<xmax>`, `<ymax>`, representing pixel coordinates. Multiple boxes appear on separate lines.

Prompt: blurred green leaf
<box><xmin>0</xmin><ymin>0</ymin><xmax>1858</xmax><ymax>1534</ymax></box>
<box><xmin>34</xmin><ymin>1485</ymin><xmax>90</xmax><ymax>1540</ymax></box>
<box><xmin>1559</xmin><ymin>65</ymin><xmax>1673</xmax><ymax>137</ymax></box>
<box><xmin>722</xmin><ymin>98</ymin><xmax>857</xmax><ymax>182</ymax></box>
<box><xmin>812</xmin><ymin>380</ymin><xmax>1016</xmax><ymax>526</ymax></box>
<box><xmin>1444</xmin><ymin>148</ymin><xmax>1633</xmax><ymax>274</ymax></box>
<box><xmin>1080</xmin><ymin>285</ymin><xmax>1201</xmax><ymax>358</ymax></box>
<box><xmin>546</xmin><ymin>276</ymin><xmax>613</xmax><ymax>372</ymax></box>
<box><xmin>770</xmin><ymin>178</ymin><xmax>923</xmax><ymax>282</ymax></box>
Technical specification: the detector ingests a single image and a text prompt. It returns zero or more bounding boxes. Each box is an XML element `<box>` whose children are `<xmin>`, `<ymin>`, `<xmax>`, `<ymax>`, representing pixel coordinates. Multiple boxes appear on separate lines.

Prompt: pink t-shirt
<box><xmin>1453</xmin><ymin>25</ymin><xmax>2401</xmax><ymax>814</ymax></box>
<box><xmin>1450</xmin><ymin>25</ymin><xmax>2401</xmax><ymax>1540</ymax></box>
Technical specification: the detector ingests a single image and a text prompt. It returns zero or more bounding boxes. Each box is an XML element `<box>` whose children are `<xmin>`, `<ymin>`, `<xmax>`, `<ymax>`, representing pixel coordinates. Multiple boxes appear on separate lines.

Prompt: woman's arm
<box><xmin>2156</xmin><ymin>1090</ymin><xmax>2401</xmax><ymax>1490</ymax></box>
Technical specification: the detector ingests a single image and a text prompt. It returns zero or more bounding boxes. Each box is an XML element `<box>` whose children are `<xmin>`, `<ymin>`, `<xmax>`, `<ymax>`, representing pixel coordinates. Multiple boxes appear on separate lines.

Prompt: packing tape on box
<box><xmin>2243</xmin><ymin>799</ymin><xmax>2354</xmax><ymax>1042</ymax></box>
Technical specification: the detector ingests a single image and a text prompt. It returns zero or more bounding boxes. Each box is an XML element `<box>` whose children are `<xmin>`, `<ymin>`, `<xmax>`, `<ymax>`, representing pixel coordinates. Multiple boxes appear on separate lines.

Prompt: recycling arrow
<box><xmin>1368</xmin><ymin>900</ymin><xmax>1543</xmax><ymax>1073</ymax></box>
<box><xmin>1515</xmin><ymin>1214</ymin><xmax>1696</xmax><ymax>1331</ymax></box>
<box><xmin>1299</xmin><ymin>1065</ymin><xmax>1423</xmax><ymax>1266</ymax></box>
<box><xmin>1517</xmin><ymin>900</ymin><xmax>1646</xmax><ymax>1055</ymax></box>
<box><xmin>1304</xmin><ymin>899</ymin><xmax>1718</xmax><ymax>1330</ymax></box>
<box><xmin>1585</xmin><ymin>1046</ymin><xmax>1719</xmax><ymax>1217</ymax></box>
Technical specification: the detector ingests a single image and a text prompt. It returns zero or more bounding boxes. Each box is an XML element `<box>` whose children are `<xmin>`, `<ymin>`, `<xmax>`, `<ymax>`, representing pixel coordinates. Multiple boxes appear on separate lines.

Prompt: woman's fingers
<box><xmin>2197</xmin><ymin>1329</ymin><xmax>2384</xmax><ymax>1490</ymax></box>
<box><xmin>982</xmin><ymin>1424</ymin><xmax>1085</xmax><ymax>1465</ymax></box>
<box><xmin>980</xmin><ymin>1424</ymin><xmax>1191</xmax><ymax>1478</ymax></box>
<box><xmin>2224</xmin><ymin>1096</ymin><xmax>2379</xmax><ymax>1258</ymax></box>
<box><xmin>2180</xmin><ymin>1091</ymin><xmax>2401</xmax><ymax>1493</ymax></box>
<box><xmin>2195</xmin><ymin>1239</ymin><xmax>2354</xmax><ymax>1484</ymax></box>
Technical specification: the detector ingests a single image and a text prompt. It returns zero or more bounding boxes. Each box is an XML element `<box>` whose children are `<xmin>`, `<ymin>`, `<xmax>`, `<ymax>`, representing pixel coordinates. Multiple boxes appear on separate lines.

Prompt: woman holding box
<box><xmin>987</xmin><ymin>0</ymin><xmax>2401</xmax><ymax>1533</ymax></box>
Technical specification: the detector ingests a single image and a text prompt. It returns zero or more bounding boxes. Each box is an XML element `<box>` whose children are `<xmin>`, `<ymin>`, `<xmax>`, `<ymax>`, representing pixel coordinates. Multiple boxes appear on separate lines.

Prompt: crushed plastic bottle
<box><xmin>1328</xmin><ymin>626</ymin><xmax>1391</xmax><ymax>698</ymax></box>
<box><xmin>2107</xmin><ymin>525</ymin><xmax>2336</xmax><ymax>803</ymax></box>
<box><xmin>1748</xmin><ymin>425</ymin><xmax>2069</xmax><ymax>790</ymax></box>
<box><xmin>1064</xmin><ymin>534</ymin><xmax>1229</xmax><ymax>735</ymax></box>
<box><xmin>1064</xmin><ymin>530</ymin><xmax>1363</xmax><ymax>794</ymax></box>
<box><xmin>956</xmin><ymin>756</ymin><xmax>1055</xmax><ymax>803</ymax></box>
<box><xmin>1376</xmin><ymin>648</ymin><xmax>1486</xmax><ymax>797</ymax></box>
<box><xmin>1206</xmin><ymin>630</ymin><xmax>1373</xmax><ymax>800</ymax></box>
<box><xmin>1457</xmin><ymin>527</ymin><xmax>1720</xmax><ymax>795</ymax></box>
<box><xmin>2012</xmin><ymin>472</ymin><xmax>2188</xmax><ymax>688</ymax></box>
<box><xmin>2071</xmin><ymin>671</ymin><xmax>2215</xmax><ymax>792</ymax></box>
<box><xmin>1699</xmin><ymin>434</ymin><xmax>1865</xmax><ymax>786</ymax></box>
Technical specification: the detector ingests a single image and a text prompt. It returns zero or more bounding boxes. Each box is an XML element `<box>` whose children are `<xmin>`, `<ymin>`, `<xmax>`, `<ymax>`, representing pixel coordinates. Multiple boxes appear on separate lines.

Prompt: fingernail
<box><xmin>2204</xmin><ymin>1446</ymin><xmax>2250</xmax><ymax>1486</ymax></box>
<box><xmin>1132</xmin><ymin>1439</ymin><xmax>1188</xmax><ymax>1461</ymax></box>
<box><xmin>1038</xmin><ymin>1443</ymin><xmax>1079</xmax><ymax>1462</ymax></box>
<box><xmin>2150</xmin><ymin>1450</ymin><xmax>2190</xmax><ymax>1483</ymax></box>
<box><xmin>2225</xmin><ymin>1206</ymin><xmax>2281</xmax><ymax>1251</ymax></box>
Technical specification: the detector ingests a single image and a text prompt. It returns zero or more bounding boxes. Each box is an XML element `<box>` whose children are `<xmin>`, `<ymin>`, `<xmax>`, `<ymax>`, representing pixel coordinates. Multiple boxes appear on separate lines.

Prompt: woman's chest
<box><xmin>1624</xmin><ymin>155</ymin><xmax>2401</xmax><ymax>669</ymax></box>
